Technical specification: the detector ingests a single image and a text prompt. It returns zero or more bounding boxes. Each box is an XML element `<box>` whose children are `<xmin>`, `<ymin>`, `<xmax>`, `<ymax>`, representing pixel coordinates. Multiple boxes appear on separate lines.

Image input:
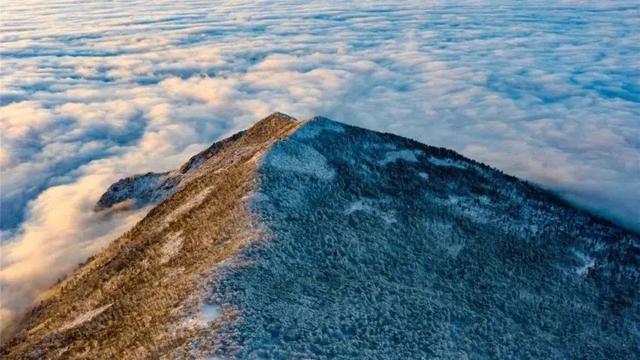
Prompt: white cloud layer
<box><xmin>1</xmin><ymin>0</ymin><xmax>639</xmax><ymax>324</ymax></box>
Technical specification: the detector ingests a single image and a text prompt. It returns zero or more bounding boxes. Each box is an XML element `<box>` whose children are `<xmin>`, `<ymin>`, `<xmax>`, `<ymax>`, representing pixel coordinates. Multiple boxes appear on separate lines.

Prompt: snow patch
<box><xmin>266</xmin><ymin>142</ymin><xmax>335</xmax><ymax>180</ymax></box>
<box><xmin>344</xmin><ymin>199</ymin><xmax>396</xmax><ymax>224</ymax></box>
<box><xmin>201</xmin><ymin>303</ymin><xmax>222</xmax><ymax>323</ymax></box>
<box><xmin>160</xmin><ymin>231</ymin><xmax>183</xmax><ymax>264</ymax></box>
<box><xmin>344</xmin><ymin>200</ymin><xmax>373</xmax><ymax>215</ymax></box>
<box><xmin>439</xmin><ymin>195</ymin><xmax>492</xmax><ymax>224</ymax></box>
<box><xmin>573</xmin><ymin>250</ymin><xmax>595</xmax><ymax>276</ymax></box>
<box><xmin>418</xmin><ymin>172</ymin><xmax>430</xmax><ymax>180</ymax></box>
<box><xmin>428</xmin><ymin>156</ymin><xmax>467</xmax><ymax>169</ymax></box>
<box><xmin>165</xmin><ymin>185</ymin><xmax>214</xmax><ymax>223</ymax></box>
<box><xmin>178</xmin><ymin>302</ymin><xmax>223</xmax><ymax>334</ymax></box>
<box><xmin>379</xmin><ymin>149</ymin><xmax>423</xmax><ymax>166</ymax></box>
<box><xmin>60</xmin><ymin>304</ymin><xmax>112</xmax><ymax>331</ymax></box>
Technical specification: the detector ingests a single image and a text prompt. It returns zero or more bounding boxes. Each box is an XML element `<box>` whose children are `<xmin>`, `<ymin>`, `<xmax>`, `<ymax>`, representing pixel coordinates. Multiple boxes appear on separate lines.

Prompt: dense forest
<box><xmin>204</xmin><ymin>117</ymin><xmax>639</xmax><ymax>358</ymax></box>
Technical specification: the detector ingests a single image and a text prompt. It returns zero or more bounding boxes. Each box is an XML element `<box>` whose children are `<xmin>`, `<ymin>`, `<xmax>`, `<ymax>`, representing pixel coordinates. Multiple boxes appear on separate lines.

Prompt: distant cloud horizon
<box><xmin>1</xmin><ymin>0</ymin><xmax>639</xmax><ymax>325</ymax></box>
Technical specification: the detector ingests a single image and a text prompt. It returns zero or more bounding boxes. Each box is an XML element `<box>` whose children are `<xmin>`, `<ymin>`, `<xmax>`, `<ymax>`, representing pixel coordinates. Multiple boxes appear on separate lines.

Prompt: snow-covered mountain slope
<box><xmin>2</xmin><ymin>113</ymin><xmax>638</xmax><ymax>359</ymax></box>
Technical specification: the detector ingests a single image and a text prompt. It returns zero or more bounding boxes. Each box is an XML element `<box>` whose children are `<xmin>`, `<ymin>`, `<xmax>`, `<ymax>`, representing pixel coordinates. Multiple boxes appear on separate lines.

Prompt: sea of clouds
<box><xmin>1</xmin><ymin>0</ymin><xmax>639</xmax><ymax>325</ymax></box>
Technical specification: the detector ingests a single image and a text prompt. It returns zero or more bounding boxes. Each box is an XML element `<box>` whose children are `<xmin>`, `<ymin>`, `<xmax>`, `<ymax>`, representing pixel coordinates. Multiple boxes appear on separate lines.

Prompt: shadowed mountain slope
<box><xmin>2</xmin><ymin>113</ymin><xmax>639</xmax><ymax>359</ymax></box>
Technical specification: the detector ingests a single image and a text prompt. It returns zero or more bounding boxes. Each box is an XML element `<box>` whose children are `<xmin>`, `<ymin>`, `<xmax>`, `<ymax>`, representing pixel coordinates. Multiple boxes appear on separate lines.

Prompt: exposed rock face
<box><xmin>2</xmin><ymin>113</ymin><xmax>639</xmax><ymax>359</ymax></box>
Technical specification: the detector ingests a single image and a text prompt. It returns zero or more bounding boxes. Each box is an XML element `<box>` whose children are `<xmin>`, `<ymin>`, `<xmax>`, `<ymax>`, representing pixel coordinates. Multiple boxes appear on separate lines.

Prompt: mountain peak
<box><xmin>3</xmin><ymin>114</ymin><xmax>638</xmax><ymax>359</ymax></box>
<box><xmin>263</xmin><ymin>111</ymin><xmax>297</xmax><ymax>122</ymax></box>
<box><xmin>253</xmin><ymin>111</ymin><xmax>298</xmax><ymax>131</ymax></box>
<box><xmin>244</xmin><ymin>111</ymin><xmax>298</xmax><ymax>140</ymax></box>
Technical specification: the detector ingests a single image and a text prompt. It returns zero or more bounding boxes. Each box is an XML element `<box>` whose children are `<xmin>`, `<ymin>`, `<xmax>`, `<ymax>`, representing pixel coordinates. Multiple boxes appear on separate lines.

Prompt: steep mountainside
<box><xmin>2</xmin><ymin>113</ymin><xmax>638</xmax><ymax>359</ymax></box>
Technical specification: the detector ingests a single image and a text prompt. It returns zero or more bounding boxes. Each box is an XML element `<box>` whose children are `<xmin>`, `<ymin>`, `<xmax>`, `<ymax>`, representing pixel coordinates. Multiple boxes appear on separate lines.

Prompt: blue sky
<box><xmin>1</xmin><ymin>0</ymin><xmax>639</xmax><ymax>322</ymax></box>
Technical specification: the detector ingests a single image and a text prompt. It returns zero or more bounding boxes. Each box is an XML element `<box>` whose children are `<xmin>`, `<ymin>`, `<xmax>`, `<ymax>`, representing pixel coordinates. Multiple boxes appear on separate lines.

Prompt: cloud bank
<box><xmin>1</xmin><ymin>0</ymin><xmax>639</xmax><ymax>325</ymax></box>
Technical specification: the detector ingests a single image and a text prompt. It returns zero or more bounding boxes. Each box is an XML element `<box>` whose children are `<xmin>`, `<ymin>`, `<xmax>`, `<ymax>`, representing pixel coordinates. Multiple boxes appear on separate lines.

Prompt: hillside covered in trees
<box><xmin>2</xmin><ymin>114</ymin><xmax>638</xmax><ymax>359</ymax></box>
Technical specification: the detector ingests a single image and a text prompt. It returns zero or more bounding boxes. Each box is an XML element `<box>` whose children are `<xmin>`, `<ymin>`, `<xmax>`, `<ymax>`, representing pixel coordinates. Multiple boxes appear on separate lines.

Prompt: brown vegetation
<box><xmin>0</xmin><ymin>113</ymin><xmax>300</xmax><ymax>359</ymax></box>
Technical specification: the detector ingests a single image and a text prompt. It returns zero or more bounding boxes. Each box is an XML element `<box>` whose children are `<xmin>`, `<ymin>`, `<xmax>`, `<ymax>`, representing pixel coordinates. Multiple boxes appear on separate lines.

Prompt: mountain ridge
<box><xmin>94</xmin><ymin>112</ymin><xmax>298</xmax><ymax>212</ymax></box>
<box><xmin>96</xmin><ymin>114</ymin><xmax>632</xmax><ymax>235</ymax></box>
<box><xmin>2</xmin><ymin>113</ymin><xmax>638</xmax><ymax>359</ymax></box>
